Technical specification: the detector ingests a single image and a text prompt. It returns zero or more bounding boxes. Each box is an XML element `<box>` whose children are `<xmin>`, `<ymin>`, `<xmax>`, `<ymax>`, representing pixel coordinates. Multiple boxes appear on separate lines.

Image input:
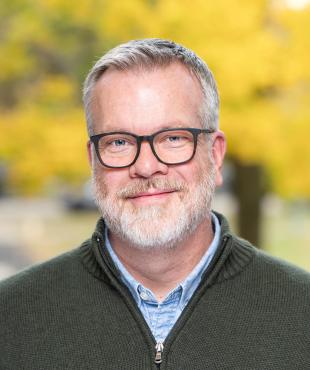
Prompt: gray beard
<box><xmin>92</xmin><ymin>165</ymin><xmax>216</xmax><ymax>250</ymax></box>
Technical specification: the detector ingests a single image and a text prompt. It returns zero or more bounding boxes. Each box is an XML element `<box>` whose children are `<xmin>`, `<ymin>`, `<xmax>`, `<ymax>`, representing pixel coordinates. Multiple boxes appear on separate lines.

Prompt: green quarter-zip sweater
<box><xmin>0</xmin><ymin>213</ymin><xmax>310</xmax><ymax>370</ymax></box>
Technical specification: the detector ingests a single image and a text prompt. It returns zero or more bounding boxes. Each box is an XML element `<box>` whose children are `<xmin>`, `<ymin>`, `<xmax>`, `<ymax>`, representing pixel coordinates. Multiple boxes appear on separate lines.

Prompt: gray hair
<box><xmin>83</xmin><ymin>38</ymin><xmax>219</xmax><ymax>136</ymax></box>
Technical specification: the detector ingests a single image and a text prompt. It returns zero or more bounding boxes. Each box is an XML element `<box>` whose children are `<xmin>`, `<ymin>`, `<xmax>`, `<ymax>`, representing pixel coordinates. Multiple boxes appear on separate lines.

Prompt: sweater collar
<box><xmin>79</xmin><ymin>212</ymin><xmax>254</xmax><ymax>288</ymax></box>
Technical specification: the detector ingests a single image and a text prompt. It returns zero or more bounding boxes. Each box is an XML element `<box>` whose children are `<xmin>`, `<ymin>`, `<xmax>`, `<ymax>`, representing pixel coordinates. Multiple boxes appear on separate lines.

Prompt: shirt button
<box><xmin>140</xmin><ymin>291</ymin><xmax>149</xmax><ymax>300</ymax></box>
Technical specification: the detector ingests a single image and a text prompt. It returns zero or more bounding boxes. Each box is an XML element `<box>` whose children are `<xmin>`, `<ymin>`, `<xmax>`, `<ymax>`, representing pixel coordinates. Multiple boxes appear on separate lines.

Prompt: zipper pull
<box><xmin>154</xmin><ymin>342</ymin><xmax>164</xmax><ymax>364</ymax></box>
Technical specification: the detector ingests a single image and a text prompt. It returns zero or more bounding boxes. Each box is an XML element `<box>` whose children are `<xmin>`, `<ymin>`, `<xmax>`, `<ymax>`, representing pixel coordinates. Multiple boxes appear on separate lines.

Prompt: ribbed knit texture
<box><xmin>0</xmin><ymin>213</ymin><xmax>309</xmax><ymax>369</ymax></box>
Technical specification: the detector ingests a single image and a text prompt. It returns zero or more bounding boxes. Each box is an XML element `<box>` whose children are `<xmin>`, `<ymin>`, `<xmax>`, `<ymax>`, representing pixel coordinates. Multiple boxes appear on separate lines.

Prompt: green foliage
<box><xmin>0</xmin><ymin>0</ymin><xmax>309</xmax><ymax>196</ymax></box>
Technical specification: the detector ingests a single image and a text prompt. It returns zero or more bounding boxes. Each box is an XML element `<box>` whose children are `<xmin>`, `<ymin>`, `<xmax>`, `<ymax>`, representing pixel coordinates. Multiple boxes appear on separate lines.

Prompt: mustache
<box><xmin>116</xmin><ymin>178</ymin><xmax>187</xmax><ymax>198</ymax></box>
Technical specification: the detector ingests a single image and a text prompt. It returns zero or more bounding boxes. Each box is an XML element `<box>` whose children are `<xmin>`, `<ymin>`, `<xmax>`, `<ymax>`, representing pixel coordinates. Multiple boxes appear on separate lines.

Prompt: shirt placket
<box><xmin>138</xmin><ymin>285</ymin><xmax>182</xmax><ymax>343</ymax></box>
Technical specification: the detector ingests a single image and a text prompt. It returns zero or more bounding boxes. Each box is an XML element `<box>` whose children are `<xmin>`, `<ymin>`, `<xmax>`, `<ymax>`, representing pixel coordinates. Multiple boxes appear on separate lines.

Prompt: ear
<box><xmin>87</xmin><ymin>140</ymin><xmax>94</xmax><ymax>166</ymax></box>
<box><xmin>211</xmin><ymin>131</ymin><xmax>226</xmax><ymax>187</ymax></box>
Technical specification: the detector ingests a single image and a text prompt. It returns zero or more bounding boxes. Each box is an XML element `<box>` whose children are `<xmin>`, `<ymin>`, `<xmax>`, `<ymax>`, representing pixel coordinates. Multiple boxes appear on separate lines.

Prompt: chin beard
<box><xmin>91</xmin><ymin>165</ymin><xmax>216</xmax><ymax>250</ymax></box>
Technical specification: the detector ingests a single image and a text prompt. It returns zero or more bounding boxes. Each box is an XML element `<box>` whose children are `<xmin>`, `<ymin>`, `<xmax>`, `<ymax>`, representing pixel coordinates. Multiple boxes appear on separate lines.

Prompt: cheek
<box><xmin>195</xmin><ymin>145</ymin><xmax>214</xmax><ymax>172</ymax></box>
<box><xmin>170</xmin><ymin>161</ymin><xmax>202</xmax><ymax>185</ymax></box>
<box><xmin>95</xmin><ymin>167</ymin><xmax>130</xmax><ymax>192</ymax></box>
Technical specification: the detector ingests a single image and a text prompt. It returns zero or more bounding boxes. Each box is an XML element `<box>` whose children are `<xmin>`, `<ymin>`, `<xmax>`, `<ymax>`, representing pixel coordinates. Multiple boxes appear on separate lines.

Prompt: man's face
<box><xmin>89</xmin><ymin>63</ymin><xmax>225</xmax><ymax>249</ymax></box>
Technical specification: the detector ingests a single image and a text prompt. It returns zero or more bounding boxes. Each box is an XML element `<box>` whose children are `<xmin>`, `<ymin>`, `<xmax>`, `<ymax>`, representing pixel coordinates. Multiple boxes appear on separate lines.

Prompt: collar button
<box><xmin>140</xmin><ymin>291</ymin><xmax>149</xmax><ymax>300</ymax></box>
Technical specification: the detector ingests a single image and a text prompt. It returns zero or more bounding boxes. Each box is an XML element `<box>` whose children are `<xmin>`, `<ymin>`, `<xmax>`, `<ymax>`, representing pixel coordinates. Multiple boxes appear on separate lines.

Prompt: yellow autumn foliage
<box><xmin>0</xmin><ymin>0</ymin><xmax>309</xmax><ymax>197</ymax></box>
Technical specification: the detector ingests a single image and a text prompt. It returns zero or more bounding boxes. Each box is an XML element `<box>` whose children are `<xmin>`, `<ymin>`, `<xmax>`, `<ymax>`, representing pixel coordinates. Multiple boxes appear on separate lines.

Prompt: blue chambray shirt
<box><xmin>105</xmin><ymin>213</ymin><xmax>220</xmax><ymax>343</ymax></box>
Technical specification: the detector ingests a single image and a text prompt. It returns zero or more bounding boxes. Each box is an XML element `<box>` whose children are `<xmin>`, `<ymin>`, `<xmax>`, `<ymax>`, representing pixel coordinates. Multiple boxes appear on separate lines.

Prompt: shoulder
<box><xmin>0</xmin><ymin>239</ymin><xmax>91</xmax><ymax>298</ymax></box>
<box><xmin>232</xmin><ymin>235</ymin><xmax>310</xmax><ymax>291</ymax></box>
<box><xmin>255</xmin><ymin>245</ymin><xmax>310</xmax><ymax>286</ymax></box>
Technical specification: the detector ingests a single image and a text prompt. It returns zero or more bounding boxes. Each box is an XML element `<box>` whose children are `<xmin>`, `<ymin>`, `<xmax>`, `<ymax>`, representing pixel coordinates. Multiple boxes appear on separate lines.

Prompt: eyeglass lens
<box><xmin>97</xmin><ymin>129</ymin><xmax>196</xmax><ymax>167</ymax></box>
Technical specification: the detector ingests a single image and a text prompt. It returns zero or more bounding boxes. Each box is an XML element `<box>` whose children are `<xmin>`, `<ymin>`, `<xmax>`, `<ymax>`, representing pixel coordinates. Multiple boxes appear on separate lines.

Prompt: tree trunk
<box><xmin>233</xmin><ymin>162</ymin><xmax>264</xmax><ymax>247</ymax></box>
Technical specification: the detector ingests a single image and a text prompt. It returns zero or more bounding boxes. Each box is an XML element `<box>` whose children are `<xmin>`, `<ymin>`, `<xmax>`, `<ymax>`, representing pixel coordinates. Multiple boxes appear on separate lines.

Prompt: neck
<box><xmin>108</xmin><ymin>216</ymin><xmax>214</xmax><ymax>302</ymax></box>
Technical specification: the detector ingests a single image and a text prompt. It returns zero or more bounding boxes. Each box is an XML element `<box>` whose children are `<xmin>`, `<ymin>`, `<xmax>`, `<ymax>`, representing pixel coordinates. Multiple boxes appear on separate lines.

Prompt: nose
<box><xmin>129</xmin><ymin>141</ymin><xmax>168</xmax><ymax>178</ymax></box>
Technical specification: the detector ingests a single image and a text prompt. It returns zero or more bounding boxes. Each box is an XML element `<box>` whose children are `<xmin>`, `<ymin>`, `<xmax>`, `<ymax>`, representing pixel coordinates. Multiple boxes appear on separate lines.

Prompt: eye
<box><xmin>159</xmin><ymin>133</ymin><xmax>191</xmax><ymax>148</ymax></box>
<box><xmin>105</xmin><ymin>138</ymin><xmax>132</xmax><ymax>152</ymax></box>
<box><xmin>167</xmin><ymin>135</ymin><xmax>182</xmax><ymax>142</ymax></box>
<box><xmin>100</xmin><ymin>135</ymin><xmax>136</xmax><ymax>155</ymax></box>
<box><xmin>111</xmin><ymin>139</ymin><xmax>127</xmax><ymax>147</ymax></box>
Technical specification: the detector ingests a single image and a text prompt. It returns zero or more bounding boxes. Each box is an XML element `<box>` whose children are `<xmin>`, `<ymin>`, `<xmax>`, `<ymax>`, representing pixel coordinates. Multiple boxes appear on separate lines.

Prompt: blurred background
<box><xmin>0</xmin><ymin>0</ymin><xmax>309</xmax><ymax>279</ymax></box>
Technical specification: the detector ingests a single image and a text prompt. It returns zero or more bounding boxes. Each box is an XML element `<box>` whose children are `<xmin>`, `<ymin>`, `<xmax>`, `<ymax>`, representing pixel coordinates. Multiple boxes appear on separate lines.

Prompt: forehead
<box><xmin>91</xmin><ymin>62</ymin><xmax>204</xmax><ymax>133</ymax></box>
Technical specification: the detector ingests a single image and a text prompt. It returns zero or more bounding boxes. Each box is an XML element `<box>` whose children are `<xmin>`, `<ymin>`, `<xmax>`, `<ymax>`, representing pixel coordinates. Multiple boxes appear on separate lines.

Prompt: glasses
<box><xmin>90</xmin><ymin>127</ymin><xmax>215</xmax><ymax>169</ymax></box>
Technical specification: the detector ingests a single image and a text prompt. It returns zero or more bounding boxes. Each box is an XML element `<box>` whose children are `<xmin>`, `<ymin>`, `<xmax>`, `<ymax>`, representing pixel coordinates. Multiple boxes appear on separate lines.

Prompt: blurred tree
<box><xmin>98</xmin><ymin>0</ymin><xmax>310</xmax><ymax>244</ymax></box>
<box><xmin>0</xmin><ymin>0</ymin><xmax>110</xmax><ymax>192</ymax></box>
<box><xmin>0</xmin><ymin>0</ymin><xmax>309</xmax><ymax>244</ymax></box>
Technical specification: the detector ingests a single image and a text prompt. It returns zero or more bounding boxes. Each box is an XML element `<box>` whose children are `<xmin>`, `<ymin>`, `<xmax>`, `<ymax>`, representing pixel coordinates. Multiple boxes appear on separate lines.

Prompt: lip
<box><xmin>129</xmin><ymin>190</ymin><xmax>175</xmax><ymax>198</ymax></box>
<box><xmin>127</xmin><ymin>189</ymin><xmax>176</xmax><ymax>203</ymax></box>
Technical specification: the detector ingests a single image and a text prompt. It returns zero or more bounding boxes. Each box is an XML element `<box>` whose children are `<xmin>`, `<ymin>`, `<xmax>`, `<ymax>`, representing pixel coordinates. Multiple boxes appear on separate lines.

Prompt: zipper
<box><xmin>94</xmin><ymin>231</ymin><xmax>232</xmax><ymax>369</ymax></box>
<box><xmin>154</xmin><ymin>342</ymin><xmax>164</xmax><ymax>365</ymax></box>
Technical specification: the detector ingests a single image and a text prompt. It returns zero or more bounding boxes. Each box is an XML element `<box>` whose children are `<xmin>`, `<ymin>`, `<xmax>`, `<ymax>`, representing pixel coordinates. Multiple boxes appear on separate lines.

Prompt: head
<box><xmin>83</xmin><ymin>38</ymin><xmax>226</xmax><ymax>250</ymax></box>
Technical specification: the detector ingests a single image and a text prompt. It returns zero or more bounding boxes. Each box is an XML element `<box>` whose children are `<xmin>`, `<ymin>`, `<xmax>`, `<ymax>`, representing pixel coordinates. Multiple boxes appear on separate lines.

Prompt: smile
<box><xmin>127</xmin><ymin>190</ymin><xmax>176</xmax><ymax>203</ymax></box>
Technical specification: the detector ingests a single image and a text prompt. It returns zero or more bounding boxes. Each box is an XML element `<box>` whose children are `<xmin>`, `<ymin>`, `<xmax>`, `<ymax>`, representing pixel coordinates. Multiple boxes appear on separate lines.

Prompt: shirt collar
<box><xmin>104</xmin><ymin>212</ymin><xmax>221</xmax><ymax>306</ymax></box>
<box><xmin>178</xmin><ymin>213</ymin><xmax>220</xmax><ymax>307</ymax></box>
<box><xmin>105</xmin><ymin>229</ymin><xmax>141</xmax><ymax>304</ymax></box>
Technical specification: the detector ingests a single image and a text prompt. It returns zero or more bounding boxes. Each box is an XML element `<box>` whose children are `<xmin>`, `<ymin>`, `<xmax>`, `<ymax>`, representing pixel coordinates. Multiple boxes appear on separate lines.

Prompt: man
<box><xmin>0</xmin><ymin>39</ymin><xmax>309</xmax><ymax>370</ymax></box>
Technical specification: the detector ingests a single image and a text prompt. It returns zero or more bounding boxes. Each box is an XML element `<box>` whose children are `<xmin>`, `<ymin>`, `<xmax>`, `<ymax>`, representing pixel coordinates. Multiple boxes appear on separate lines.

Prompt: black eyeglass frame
<box><xmin>89</xmin><ymin>127</ymin><xmax>215</xmax><ymax>169</ymax></box>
